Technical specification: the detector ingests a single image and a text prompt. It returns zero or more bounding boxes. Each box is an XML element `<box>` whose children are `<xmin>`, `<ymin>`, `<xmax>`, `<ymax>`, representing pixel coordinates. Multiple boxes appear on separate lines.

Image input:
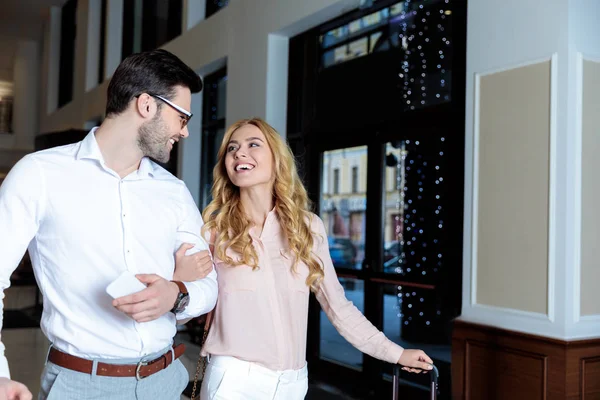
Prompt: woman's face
<box><xmin>224</xmin><ymin>124</ymin><xmax>274</xmax><ymax>190</ymax></box>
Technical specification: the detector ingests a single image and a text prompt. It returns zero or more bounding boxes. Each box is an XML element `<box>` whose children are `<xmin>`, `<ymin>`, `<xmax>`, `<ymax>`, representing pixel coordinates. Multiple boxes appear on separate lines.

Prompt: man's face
<box><xmin>137</xmin><ymin>86</ymin><xmax>192</xmax><ymax>163</ymax></box>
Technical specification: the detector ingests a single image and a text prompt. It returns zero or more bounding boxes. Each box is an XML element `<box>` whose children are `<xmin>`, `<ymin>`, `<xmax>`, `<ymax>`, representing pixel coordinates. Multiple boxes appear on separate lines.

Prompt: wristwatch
<box><xmin>170</xmin><ymin>281</ymin><xmax>190</xmax><ymax>314</ymax></box>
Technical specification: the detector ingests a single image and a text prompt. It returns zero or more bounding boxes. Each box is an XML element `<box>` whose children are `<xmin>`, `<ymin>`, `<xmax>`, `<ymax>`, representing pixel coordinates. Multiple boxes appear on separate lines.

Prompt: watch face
<box><xmin>175</xmin><ymin>294</ymin><xmax>190</xmax><ymax>313</ymax></box>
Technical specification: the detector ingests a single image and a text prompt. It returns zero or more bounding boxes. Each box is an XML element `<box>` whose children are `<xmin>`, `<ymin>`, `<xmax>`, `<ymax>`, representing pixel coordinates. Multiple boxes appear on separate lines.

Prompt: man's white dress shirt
<box><xmin>0</xmin><ymin>129</ymin><xmax>217</xmax><ymax>378</ymax></box>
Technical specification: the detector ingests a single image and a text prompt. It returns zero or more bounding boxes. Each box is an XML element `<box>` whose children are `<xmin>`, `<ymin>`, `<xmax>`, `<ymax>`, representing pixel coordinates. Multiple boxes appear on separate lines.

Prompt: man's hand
<box><xmin>173</xmin><ymin>243</ymin><xmax>213</xmax><ymax>282</ymax></box>
<box><xmin>398</xmin><ymin>349</ymin><xmax>434</xmax><ymax>374</ymax></box>
<box><xmin>0</xmin><ymin>377</ymin><xmax>32</xmax><ymax>400</ymax></box>
<box><xmin>112</xmin><ymin>274</ymin><xmax>179</xmax><ymax>323</ymax></box>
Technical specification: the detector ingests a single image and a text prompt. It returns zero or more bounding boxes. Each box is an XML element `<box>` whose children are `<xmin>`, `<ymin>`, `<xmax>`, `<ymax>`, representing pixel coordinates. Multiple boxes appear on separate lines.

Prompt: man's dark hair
<box><xmin>105</xmin><ymin>49</ymin><xmax>202</xmax><ymax>117</ymax></box>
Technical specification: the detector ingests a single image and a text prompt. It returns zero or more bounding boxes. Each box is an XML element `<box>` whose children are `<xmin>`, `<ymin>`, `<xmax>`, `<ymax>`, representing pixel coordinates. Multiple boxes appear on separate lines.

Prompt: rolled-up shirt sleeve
<box><xmin>0</xmin><ymin>155</ymin><xmax>46</xmax><ymax>377</ymax></box>
<box><xmin>312</xmin><ymin>215</ymin><xmax>404</xmax><ymax>364</ymax></box>
<box><xmin>175</xmin><ymin>184</ymin><xmax>217</xmax><ymax>319</ymax></box>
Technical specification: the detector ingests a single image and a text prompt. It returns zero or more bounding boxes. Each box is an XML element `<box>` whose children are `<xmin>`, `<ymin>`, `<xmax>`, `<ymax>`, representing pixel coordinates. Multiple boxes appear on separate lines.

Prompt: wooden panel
<box><xmin>465</xmin><ymin>341</ymin><xmax>547</xmax><ymax>399</ymax></box>
<box><xmin>582</xmin><ymin>357</ymin><xmax>600</xmax><ymax>399</ymax></box>
<box><xmin>453</xmin><ymin>321</ymin><xmax>572</xmax><ymax>400</ymax></box>
<box><xmin>454</xmin><ymin>321</ymin><xmax>600</xmax><ymax>400</ymax></box>
<box><xmin>566</xmin><ymin>340</ymin><xmax>600</xmax><ymax>399</ymax></box>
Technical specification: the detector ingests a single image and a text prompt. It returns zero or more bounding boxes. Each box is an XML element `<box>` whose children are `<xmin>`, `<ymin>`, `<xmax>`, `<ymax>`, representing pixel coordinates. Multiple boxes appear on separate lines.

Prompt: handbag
<box><xmin>190</xmin><ymin>232</ymin><xmax>216</xmax><ymax>400</ymax></box>
<box><xmin>189</xmin><ymin>309</ymin><xmax>214</xmax><ymax>399</ymax></box>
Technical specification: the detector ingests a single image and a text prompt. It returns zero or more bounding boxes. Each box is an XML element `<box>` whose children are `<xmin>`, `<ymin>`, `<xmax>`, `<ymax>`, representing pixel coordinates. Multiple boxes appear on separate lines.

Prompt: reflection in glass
<box><xmin>381</xmin><ymin>283</ymin><xmax>450</xmax><ymax>390</ymax></box>
<box><xmin>321</xmin><ymin>146</ymin><xmax>368</xmax><ymax>270</ymax></box>
<box><xmin>0</xmin><ymin>81</ymin><xmax>14</xmax><ymax>134</ymax></box>
<box><xmin>382</xmin><ymin>139</ymin><xmax>447</xmax><ymax>284</ymax></box>
<box><xmin>382</xmin><ymin>283</ymin><xmax>449</xmax><ymax>358</ymax></box>
<box><xmin>318</xmin><ymin>0</ymin><xmax>454</xmax><ymax>109</ymax></box>
<box><xmin>122</xmin><ymin>0</ymin><xmax>182</xmax><ymax>58</ymax></box>
<box><xmin>205</xmin><ymin>0</ymin><xmax>229</xmax><ymax>18</ymax></box>
<box><xmin>200</xmin><ymin>127</ymin><xmax>225</xmax><ymax>209</ymax></box>
<box><xmin>200</xmin><ymin>69</ymin><xmax>227</xmax><ymax>209</ymax></box>
<box><xmin>382</xmin><ymin>138</ymin><xmax>451</xmax><ymax>345</ymax></box>
<box><xmin>319</xmin><ymin>278</ymin><xmax>364</xmax><ymax>369</ymax></box>
<box><xmin>383</xmin><ymin>141</ymin><xmax>408</xmax><ymax>274</ymax></box>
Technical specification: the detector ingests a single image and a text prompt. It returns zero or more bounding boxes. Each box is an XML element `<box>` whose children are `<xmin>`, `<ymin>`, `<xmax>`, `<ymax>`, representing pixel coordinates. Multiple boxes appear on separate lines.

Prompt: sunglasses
<box><xmin>137</xmin><ymin>93</ymin><xmax>193</xmax><ymax>129</ymax></box>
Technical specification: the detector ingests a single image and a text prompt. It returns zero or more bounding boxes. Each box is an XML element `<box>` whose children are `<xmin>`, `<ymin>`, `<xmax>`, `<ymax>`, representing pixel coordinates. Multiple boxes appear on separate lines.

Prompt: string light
<box><xmin>399</xmin><ymin>0</ymin><xmax>452</xmax><ymax>111</ymax></box>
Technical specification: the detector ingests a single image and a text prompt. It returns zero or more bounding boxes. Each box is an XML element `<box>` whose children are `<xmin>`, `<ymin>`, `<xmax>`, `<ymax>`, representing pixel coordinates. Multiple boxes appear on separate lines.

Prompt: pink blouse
<box><xmin>201</xmin><ymin>211</ymin><xmax>404</xmax><ymax>371</ymax></box>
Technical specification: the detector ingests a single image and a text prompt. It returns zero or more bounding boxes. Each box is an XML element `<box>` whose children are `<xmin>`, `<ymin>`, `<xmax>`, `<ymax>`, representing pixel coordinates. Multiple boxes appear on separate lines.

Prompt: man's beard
<box><xmin>137</xmin><ymin>114</ymin><xmax>171</xmax><ymax>163</ymax></box>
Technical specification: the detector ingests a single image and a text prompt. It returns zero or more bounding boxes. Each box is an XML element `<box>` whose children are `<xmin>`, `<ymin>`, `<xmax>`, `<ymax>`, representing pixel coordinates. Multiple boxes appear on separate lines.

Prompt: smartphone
<box><xmin>106</xmin><ymin>271</ymin><xmax>147</xmax><ymax>299</ymax></box>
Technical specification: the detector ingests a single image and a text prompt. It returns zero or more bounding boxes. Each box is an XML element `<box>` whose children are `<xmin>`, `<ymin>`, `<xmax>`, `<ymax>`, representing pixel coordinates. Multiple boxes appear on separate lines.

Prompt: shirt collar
<box><xmin>76</xmin><ymin>127</ymin><xmax>155</xmax><ymax>180</ymax></box>
<box><xmin>76</xmin><ymin>127</ymin><xmax>104</xmax><ymax>162</ymax></box>
<box><xmin>137</xmin><ymin>157</ymin><xmax>155</xmax><ymax>179</ymax></box>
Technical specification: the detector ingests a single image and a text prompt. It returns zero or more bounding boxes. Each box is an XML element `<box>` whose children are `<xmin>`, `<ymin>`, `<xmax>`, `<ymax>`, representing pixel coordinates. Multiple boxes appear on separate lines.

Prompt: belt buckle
<box><xmin>135</xmin><ymin>360</ymin><xmax>149</xmax><ymax>381</ymax></box>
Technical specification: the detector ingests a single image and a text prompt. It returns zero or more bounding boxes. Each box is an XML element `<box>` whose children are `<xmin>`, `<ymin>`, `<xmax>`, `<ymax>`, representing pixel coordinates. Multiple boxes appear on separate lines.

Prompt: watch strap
<box><xmin>171</xmin><ymin>280</ymin><xmax>188</xmax><ymax>295</ymax></box>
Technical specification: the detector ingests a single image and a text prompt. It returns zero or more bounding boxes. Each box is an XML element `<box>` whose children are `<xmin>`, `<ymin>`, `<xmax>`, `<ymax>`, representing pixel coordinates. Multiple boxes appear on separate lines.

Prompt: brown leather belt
<box><xmin>48</xmin><ymin>343</ymin><xmax>186</xmax><ymax>380</ymax></box>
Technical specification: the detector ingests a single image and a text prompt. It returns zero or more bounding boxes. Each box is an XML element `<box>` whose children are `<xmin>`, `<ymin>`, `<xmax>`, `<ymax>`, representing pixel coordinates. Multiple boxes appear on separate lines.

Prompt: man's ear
<box><xmin>135</xmin><ymin>93</ymin><xmax>156</xmax><ymax>119</ymax></box>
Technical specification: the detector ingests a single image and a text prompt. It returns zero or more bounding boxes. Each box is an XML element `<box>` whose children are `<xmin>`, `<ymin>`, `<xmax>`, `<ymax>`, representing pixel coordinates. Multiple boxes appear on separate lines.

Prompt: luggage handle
<box><xmin>392</xmin><ymin>363</ymin><xmax>439</xmax><ymax>400</ymax></box>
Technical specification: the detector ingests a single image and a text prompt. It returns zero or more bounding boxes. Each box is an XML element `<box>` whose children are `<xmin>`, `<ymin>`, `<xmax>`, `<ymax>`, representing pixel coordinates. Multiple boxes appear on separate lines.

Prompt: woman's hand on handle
<box><xmin>397</xmin><ymin>349</ymin><xmax>434</xmax><ymax>374</ymax></box>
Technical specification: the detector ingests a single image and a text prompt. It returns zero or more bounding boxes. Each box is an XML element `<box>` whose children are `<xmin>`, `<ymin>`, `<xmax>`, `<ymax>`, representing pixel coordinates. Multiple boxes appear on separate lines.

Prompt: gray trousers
<box><xmin>38</xmin><ymin>346</ymin><xmax>189</xmax><ymax>400</ymax></box>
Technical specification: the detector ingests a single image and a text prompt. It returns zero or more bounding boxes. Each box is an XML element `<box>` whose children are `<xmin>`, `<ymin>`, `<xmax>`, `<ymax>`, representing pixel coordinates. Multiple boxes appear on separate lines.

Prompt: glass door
<box><xmin>308</xmin><ymin>133</ymin><xmax>457</xmax><ymax>399</ymax></box>
<box><xmin>318</xmin><ymin>145</ymin><xmax>368</xmax><ymax>370</ymax></box>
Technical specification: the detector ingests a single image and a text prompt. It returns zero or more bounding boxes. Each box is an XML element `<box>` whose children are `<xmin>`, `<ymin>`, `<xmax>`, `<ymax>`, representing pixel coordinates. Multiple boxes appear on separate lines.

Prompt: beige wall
<box><xmin>475</xmin><ymin>61</ymin><xmax>551</xmax><ymax>314</ymax></box>
<box><xmin>581</xmin><ymin>59</ymin><xmax>600</xmax><ymax>316</ymax></box>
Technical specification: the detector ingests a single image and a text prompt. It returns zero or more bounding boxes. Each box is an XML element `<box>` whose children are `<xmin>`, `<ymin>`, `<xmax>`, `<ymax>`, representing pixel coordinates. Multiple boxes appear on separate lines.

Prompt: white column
<box><xmin>179</xmin><ymin>0</ymin><xmax>209</xmax><ymax>206</ymax></box>
<box><xmin>182</xmin><ymin>0</ymin><xmax>206</xmax><ymax>31</ymax></box>
<box><xmin>73</xmin><ymin>0</ymin><xmax>90</xmax><ymax>102</ymax></box>
<box><xmin>104</xmin><ymin>0</ymin><xmax>123</xmax><ymax>79</ymax></box>
<box><xmin>265</xmin><ymin>34</ymin><xmax>289</xmax><ymax>138</ymax></box>
<box><xmin>85</xmin><ymin>0</ymin><xmax>102</xmax><ymax>91</ymax></box>
<box><xmin>460</xmin><ymin>0</ymin><xmax>600</xmax><ymax>341</ymax></box>
<box><xmin>12</xmin><ymin>40</ymin><xmax>40</xmax><ymax>150</ymax></box>
<box><xmin>178</xmin><ymin>92</ymin><xmax>203</xmax><ymax>206</ymax></box>
<box><xmin>45</xmin><ymin>6</ymin><xmax>62</xmax><ymax>115</ymax></box>
<box><xmin>566</xmin><ymin>0</ymin><xmax>600</xmax><ymax>339</ymax></box>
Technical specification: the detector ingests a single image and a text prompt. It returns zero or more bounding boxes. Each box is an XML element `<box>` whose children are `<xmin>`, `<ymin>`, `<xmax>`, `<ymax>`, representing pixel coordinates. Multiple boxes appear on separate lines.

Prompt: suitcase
<box><xmin>392</xmin><ymin>364</ymin><xmax>439</xmax><ymax>400</ymax></box>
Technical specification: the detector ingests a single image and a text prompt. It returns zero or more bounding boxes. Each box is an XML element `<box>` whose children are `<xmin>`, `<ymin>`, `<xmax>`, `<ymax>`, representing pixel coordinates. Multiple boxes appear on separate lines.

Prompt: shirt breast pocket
<box><xmin>280</xmin><ymin>249</ymin><xmax>310</xmax><ymax>294</ymax></box>
<box><xmin>215</xmin><ymin>248</ymin><xmax>258</xmax><ymax>293</ymax></box>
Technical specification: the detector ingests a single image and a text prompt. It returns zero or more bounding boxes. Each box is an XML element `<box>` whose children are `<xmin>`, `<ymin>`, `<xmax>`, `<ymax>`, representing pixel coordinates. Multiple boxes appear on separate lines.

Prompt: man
<box><xmin>0</xmin><ymin>49</ymin><xmax>217</xmax><ymax>399</ymax></box>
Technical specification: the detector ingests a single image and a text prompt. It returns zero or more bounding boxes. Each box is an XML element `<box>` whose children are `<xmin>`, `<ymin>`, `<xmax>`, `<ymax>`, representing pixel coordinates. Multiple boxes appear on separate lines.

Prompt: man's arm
<box><xmin>0</xmin><ymin>156</ymin><xmax>44</xmax><ymax>386</ymax></box>
<box><xmin>172</xmin><ymin>185</ymin><xmax>217</xmax><ymax>320</ymax></box>
<box><xmin>113</xmin><ymin>184</ymin><xmax>217</xmax><ymax>322</ymax></box>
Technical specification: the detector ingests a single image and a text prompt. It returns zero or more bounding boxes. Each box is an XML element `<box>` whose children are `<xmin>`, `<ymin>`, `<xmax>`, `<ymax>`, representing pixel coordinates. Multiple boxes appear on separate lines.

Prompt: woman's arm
<box><xmin>311</xmin><ymin>215</ymin><xmax>433</xmax><ymax>372</ymax></box>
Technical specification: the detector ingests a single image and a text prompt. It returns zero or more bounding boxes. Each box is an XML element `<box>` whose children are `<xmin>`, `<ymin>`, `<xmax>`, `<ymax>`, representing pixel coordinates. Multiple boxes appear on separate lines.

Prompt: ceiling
<box><xmin>0</xmin><ymin>0</ymin><xmax>66</xmax><ymax>40</ymax></box>
<box><xmin>1</xmin><ymin>0</ymin><xmax>66</xmax><ymax>22</ymax></box>
<box><xmin>0</xmin><ymin>0</ymin><xmax>66</xmax><ymax>76</ymax></box>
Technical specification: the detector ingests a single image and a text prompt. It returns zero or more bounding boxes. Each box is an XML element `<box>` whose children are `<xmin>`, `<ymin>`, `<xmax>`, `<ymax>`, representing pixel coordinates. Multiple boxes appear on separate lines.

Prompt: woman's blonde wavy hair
<box><xmin>201</xmin><ymin>117</ymin><xmax>324</xmax><ymax>290</ymax></box>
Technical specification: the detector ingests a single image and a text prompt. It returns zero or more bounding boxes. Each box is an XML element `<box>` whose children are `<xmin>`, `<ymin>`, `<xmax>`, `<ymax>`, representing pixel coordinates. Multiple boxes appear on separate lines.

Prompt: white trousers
<box><xmin>200</xmin><ymin>356</ymin><xmax>308</xmax><ymax>400</ymax></box>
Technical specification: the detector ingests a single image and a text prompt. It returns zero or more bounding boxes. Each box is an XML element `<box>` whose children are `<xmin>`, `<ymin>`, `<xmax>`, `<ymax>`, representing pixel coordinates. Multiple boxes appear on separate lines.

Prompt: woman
<box><xmin>183</xmin><ymin>117</ymin><xmax>433</xmax><ymax>399</ymax></box>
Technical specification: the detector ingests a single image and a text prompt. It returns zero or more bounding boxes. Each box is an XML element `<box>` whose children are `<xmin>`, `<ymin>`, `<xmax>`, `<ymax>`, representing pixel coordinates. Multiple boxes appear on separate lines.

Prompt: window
<box><xmin>58</xmin><ymin>0</ymin><xmax>77</xmax><ymax>108</ymax></box>
<box><xmin>205</xmin><ymin>0</ymin><xmax>229</xmax><ymax>19</ymax></box>
<box><xmin>351</xmin><ymin>166</ymin><xmax>358</xmax><ymax>193</ymax></box>
<box><xmin>122</xmin><ymin>0</ymin><xmax>182</xmax><ymax>59</ymax></box>
<box><xmin>0</xmin><ymin>98</ymin><xmax>12</xmax><ymax>134</ymax></box>
<box><xmin>98</xmin><ymin>0</ymin><xmax>107</xmax><ymax>84</ymax></box>
<box><xmin>200</xmin><ymin>68</ymin><xmax>227</xmax><ymax>210</ymax></box>
<box><xmin>333</xmin><ymin>168</ymin><xmax>340</xmax><ymax>195</ymax></box>
<box><xmin>319</xmin><ymin>3</ymin><xmax>397</xmax><ymax>68</ymax></box>
<box><xmin>0</xmin><ymin>81</ymin><xmax>13</xmax><ymax>134</ymax></box>
<box><xmin>318</xmin><ymin>0</ymin><xmax>454</xmax><ymax>110</ymax></box>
